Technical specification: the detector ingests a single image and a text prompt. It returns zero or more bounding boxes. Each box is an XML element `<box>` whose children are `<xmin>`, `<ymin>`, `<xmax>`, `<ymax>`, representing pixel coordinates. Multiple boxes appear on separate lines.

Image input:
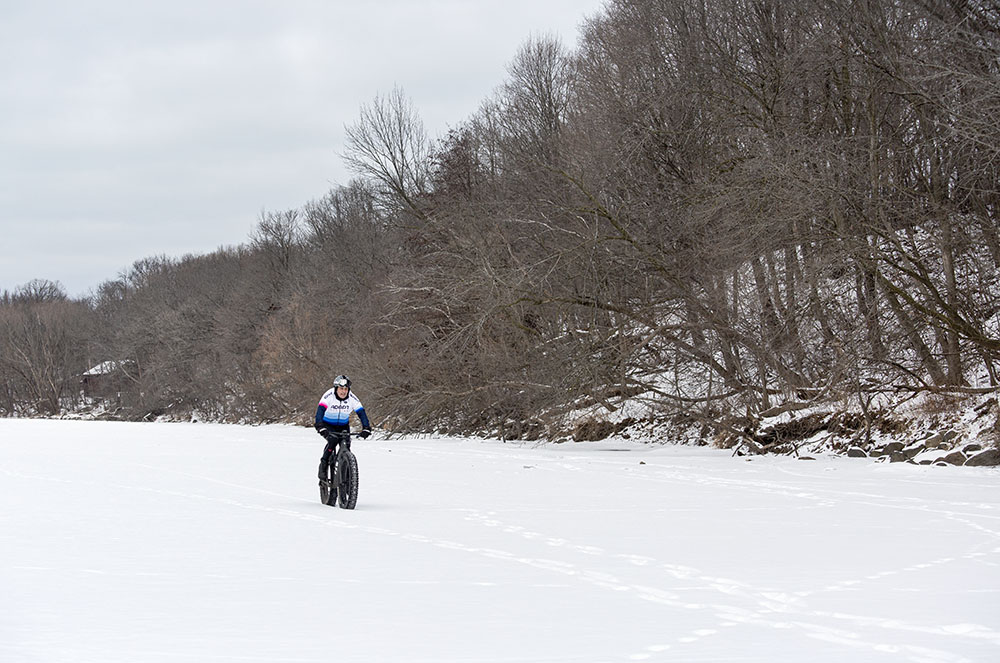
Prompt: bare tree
<box><xmin>343</xmin><ymin>86</ymin><xmax>431</xmax><ymax>218</ymax></box>
<box><xmin>0</xmin><ymin>282</ymin><xmax>91</xmax><ymax>415</ymax></box>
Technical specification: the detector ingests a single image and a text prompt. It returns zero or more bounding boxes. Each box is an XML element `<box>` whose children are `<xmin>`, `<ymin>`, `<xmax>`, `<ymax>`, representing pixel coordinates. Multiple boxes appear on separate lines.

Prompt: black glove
<box><xmin>358</xmin><ymin>429</ymin><xmax>371</xmax><ymax>439</ymax></box>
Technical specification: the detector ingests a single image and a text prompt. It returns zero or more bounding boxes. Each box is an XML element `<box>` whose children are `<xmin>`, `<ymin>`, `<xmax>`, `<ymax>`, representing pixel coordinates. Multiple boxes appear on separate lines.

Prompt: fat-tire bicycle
<box><xmin>318</xmin><ymin>430</ymin><xmax>359</xmax><ymax>509</ymax></box>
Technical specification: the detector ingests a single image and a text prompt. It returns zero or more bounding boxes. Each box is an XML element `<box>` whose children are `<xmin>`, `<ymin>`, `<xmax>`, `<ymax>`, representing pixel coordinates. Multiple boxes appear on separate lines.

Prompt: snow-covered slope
<box><xmin>2</xmin><ymin>419</ymin><xmax>998</xmax><ymax>662</ymax></box>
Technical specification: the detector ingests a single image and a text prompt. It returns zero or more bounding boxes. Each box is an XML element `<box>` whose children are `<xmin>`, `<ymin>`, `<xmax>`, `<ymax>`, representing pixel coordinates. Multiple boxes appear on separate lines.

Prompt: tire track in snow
<box><xmin>6</xmin><ymin>455</ymin><xmax>998</xmax><ymax>662</ymax></box>
<box><xmin>456</xmin><ymin>509</ymin><xmax>1000</xmax><ymax>662</ymax></box>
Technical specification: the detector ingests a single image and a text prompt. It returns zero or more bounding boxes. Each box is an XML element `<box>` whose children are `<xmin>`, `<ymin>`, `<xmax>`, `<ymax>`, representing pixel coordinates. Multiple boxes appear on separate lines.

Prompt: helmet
<box><xmin>333</xmin><ymin>375</ymin><xmax>351</xmax><ymax>389</ymax></box>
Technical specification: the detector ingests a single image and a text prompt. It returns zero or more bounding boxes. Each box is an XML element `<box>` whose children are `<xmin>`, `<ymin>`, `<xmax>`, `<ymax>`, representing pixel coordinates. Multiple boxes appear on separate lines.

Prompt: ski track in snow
<box><xmin>1</xmin><ymin>420</ymin><xmax>999</xmax><ymax>662</ymax></box>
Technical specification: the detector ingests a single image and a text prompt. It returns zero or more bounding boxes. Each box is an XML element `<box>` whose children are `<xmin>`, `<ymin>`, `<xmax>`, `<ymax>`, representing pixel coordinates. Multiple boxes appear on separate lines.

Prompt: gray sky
<box><xmin>0</xmin><ymin>0</ymin><xmax>605</xmax><ymax>297</ymax></box>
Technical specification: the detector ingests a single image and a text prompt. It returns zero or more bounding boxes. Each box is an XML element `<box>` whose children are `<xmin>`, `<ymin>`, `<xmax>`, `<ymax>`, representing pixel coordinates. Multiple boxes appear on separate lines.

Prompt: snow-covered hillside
<box><xmin>2</xmin><ymin>419</ymin><xmax>998</xmax><ymax>662</ymax></box>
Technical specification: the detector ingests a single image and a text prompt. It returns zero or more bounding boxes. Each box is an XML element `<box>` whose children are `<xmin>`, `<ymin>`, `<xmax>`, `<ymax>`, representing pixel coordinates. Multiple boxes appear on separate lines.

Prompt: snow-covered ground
<box><xmin>1</xmin><ymin>419</ymin><xmax>998</xmax><ymax>662</ymax></box>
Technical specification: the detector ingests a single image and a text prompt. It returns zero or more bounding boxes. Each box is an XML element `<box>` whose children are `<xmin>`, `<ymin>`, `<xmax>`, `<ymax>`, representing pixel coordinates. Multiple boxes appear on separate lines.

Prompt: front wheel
<box><xmin>337</xmin><ymin>449</ymin><xmax>359</xmax><ymax>510</ymax></box>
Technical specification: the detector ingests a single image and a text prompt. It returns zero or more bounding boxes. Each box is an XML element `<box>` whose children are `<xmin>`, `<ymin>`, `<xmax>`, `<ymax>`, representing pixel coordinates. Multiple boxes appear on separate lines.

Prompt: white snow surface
<box><xmin>2</xmin><ymin>419</ymin><xmax>998</xmax><ymax>663</ymax></box>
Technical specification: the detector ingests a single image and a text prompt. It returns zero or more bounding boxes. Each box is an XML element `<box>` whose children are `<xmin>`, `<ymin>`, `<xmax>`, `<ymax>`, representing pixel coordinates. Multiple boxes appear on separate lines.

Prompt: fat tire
<box><xmin>337</xmin><ymin>448</ymin><xmax>359</xmax><ymax>510</ymax></box>
<box><xmin>319</xmin><ymin>462</ymin><xmax>336</xmax><ymax>506</ymax></box>
<box><xmin>322</xmin><ymin>482</ymin><xmax>338</xmax><ymax>506</ymax></box>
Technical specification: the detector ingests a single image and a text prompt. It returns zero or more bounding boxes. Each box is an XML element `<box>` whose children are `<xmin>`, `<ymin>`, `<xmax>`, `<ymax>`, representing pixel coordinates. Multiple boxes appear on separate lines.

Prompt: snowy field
<box><xmin>1</xmin><ymin>419</ymin><xmax>998</xmax><ymax>663</ymax></box>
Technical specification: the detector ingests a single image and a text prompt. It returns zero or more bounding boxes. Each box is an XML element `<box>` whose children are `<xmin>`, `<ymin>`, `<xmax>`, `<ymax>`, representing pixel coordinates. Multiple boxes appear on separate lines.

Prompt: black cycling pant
<box><xmin>318</xmin><ymin>427</ymin><xmax>349</xmax><ymax>479</ymax></box>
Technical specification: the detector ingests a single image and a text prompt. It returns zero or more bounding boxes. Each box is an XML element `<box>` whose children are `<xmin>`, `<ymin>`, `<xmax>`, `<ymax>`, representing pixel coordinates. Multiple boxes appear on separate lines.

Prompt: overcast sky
<box><xmin>0</xmin><ymin>0</ymin><xmax>606</xmax><ymax>297</ymax></box>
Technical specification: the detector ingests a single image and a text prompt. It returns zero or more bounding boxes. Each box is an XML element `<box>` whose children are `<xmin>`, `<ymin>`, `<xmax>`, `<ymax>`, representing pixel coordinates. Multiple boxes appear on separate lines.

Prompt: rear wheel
<box><xmin>319</xmin><ymin>463</ymin><xmax>336</xmax><ymax>506</ymax></box>
<box><xmin>337</xmin><ymin>449</ymin><xmax>359</xmax><ymax>509</ymax></box>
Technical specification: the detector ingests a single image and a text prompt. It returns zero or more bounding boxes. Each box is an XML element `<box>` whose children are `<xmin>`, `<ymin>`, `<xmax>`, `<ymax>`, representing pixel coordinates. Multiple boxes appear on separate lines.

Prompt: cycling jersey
<box><xmin>315</xmin><ymin>388</ymin><xmax>371</xmax><ymax>431</ymax></box>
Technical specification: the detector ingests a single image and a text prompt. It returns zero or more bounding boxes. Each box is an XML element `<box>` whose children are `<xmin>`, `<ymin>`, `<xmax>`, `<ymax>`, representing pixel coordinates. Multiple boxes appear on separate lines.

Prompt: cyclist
<box><xmin>315</xmin><ymin>375</ymin><xmax>371</xmax><ymax>483</ymax></box>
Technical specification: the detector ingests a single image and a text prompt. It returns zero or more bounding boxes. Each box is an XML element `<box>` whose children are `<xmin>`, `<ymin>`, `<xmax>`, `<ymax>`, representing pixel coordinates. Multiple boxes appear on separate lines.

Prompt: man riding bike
<box><xmin>315</xmin><ymin>375</ymin><xmax>371</xmax><ymax>484</ymax></box>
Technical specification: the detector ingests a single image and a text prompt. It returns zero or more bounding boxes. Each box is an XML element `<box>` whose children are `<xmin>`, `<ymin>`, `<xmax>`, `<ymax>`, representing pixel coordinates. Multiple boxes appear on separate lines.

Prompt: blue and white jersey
<box><xmin>316</xmin><ymin>388</ymin><xmax>370</xmax><ymax>430</ymax></box>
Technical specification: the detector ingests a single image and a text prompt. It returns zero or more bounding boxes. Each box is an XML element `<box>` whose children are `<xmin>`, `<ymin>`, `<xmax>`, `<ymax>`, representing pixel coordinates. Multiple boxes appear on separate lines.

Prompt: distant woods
<box><xmin>2</xmin><ymin>0</ymin><xmax>998</xmax><ymax>436</ymax></box>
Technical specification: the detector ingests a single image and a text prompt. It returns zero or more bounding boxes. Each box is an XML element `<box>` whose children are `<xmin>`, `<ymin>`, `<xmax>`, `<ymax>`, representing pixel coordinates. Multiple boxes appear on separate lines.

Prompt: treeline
<box><xmin>2</xmin><ymin>0</ymin><xmax>999</xmax><ymax>437</ymax></box>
